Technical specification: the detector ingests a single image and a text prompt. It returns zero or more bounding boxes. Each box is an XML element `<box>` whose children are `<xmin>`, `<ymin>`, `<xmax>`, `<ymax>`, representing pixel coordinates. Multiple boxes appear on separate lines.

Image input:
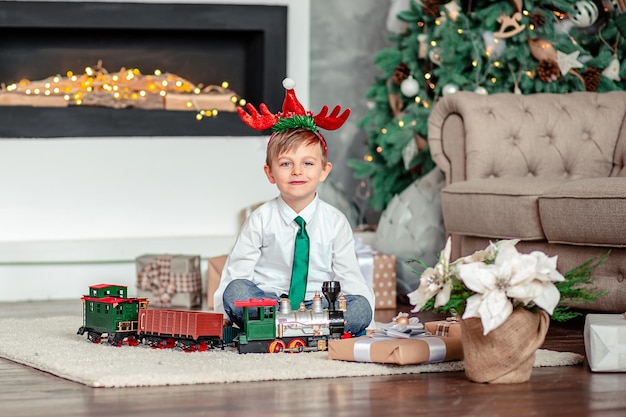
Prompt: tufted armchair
<box><xmin>428</xmin><ymin>91</ymin><xmax>626</xmax><ymax>312</ymax></box>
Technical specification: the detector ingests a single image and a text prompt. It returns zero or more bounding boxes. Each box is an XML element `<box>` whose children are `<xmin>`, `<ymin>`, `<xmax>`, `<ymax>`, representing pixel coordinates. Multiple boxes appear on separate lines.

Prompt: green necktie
<box><xmin>289</xmin><ymin>216</ymin><xmax>309</xmax><ymax>310</ymax></box>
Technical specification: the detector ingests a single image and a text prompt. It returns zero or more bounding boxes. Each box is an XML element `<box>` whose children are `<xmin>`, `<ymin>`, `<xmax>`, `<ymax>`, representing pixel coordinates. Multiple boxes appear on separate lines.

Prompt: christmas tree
<box><xmin>349</xmin><ymin>0</ymin><xmax>626</xmax><ymax>212</ymax></box>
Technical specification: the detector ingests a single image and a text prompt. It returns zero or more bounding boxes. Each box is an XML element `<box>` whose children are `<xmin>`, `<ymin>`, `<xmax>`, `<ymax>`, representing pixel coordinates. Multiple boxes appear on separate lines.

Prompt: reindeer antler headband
<box><xmin>237</xmin><ymin>78</ymin><xmax>351</xmax><ymax>156</ymax></box>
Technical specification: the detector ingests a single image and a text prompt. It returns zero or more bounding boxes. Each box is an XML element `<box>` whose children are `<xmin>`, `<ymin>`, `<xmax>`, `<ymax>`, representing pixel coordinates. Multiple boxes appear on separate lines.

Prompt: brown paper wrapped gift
<box><xmin>372</xmin><ymin>254</ymin><xmax>397</xmax><ymax>310</ymax></box>
<box><xmin>328</xmin><ymin>335</ymin><xmax>463</xmax><ymax>365</ymax></box>
<box><xmin>136</xmin><ymin>254</ymin><xmax>202</xmax><ymax>308</ymax></box>
<box><xmin>206</xmin><ymin>254</ymin><xmax>228</xmax><ymax>309</ymax></box>
<box><xmin>424</xmin><ymin>320</ymin><xmax>462</xmax><ymax>338</ymax></box>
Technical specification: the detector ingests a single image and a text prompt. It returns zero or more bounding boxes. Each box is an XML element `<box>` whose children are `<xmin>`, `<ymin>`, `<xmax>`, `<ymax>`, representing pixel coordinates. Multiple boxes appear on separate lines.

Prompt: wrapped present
<box><xmin>584</xmin><ymin>314</ymin><xmax>626</xmax><ymax>372</ymax></box>
<box><xmin>372</xmin><ymin>253</ymin><xmax>397</xmax><ymax>310</ymax></box>
<box><xmin>328</xmin><ymin>334</ymin><xmax>463</xmax><ymax>365</ymax></box>
<box><xmin>425</xmin><ymin>319</ymin><xmax>462</xmax><ymax>338</ymax></box>
<box><xmin>136</xmin><ymin>254</ymin><xmax>202</xmax><ymax>308</ymax></box>
<box><xmin>355</xmin><ymin>238</ymin><xmax>397</xmax><ymax>310</ymax></box>
<box><xmin>206</xmin><ymin>254</ymin><xmax>228</xmax><ymax>309</ymax></box>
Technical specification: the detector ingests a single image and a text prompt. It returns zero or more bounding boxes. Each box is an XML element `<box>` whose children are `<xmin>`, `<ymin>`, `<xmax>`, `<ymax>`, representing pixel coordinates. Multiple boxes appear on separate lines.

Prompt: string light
<box><xmin>2</xmin><ymin>62</ymin><xmax>243</xmax><ymax>118</ymax></box>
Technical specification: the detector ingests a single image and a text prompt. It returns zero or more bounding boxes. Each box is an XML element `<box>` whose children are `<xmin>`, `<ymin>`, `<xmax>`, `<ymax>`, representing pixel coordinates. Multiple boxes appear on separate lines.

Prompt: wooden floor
<box><xmin>1</xmin><ymin>300</ymin><xmax>625</xmax><ymax>417</ymax></box>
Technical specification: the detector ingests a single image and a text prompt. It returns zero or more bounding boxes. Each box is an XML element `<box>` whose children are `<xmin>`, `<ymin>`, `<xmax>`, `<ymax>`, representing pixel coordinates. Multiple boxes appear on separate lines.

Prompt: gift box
<box><xmin>206</xmin><ymin>254</ymin><xmax>228</xmax><ymax>310</ymax></box>
<box><xmin>136</xmin><ymin>254</ymin><xmax>202</xmax><ymax>308</ymax></box>
<box><xmin>424</xmin><ymin>319</ymin><xmax>462</xmax><ymax>338</ymax></box>
<box><xmin>372</xmin><ymin>254</ymin><xmax>397</xmax><ymax>310</ymax></box>
<box><xmin>355</xmin><ymin>238</ymin><xmax>397</xmax><ymax>310</ymax></box>
<box><xmin>584</xmin><ymin>314</ymin><xmax>626</xmax><ymax>372</ymax></box>
<box><xmin>328</xmin><ymin>335</ymin><xmax>463</xmax><ymax>365</ymax></box>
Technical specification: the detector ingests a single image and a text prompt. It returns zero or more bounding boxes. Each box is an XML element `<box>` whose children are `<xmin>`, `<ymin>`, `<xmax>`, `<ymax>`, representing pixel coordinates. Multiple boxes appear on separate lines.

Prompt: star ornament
<box><xmin>557</xmin><ymin>50</ymin><xmax>583</xmax><ymax>76</ymax></box>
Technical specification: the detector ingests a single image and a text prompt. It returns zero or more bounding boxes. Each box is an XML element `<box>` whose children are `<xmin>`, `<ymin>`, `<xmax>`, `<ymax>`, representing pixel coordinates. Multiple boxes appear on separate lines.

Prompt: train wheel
<box><xmin>87</xmin><ymin>332</ymin><xmax>101</xmax><ymax>344</ymax></box>
<box><xmin>268</xmin><ymin>340</ymin><xmax>286</xmax><ymax>353</ymax></box>
<box><xmin>126</xmin><ymin>336</ymin><xmax>139</xmax><ymax>347</ymax></box>
<box><xmin>287</xmin><ymin>338</ymin><xmax>306</xmax><ymax>353</ymax></box>
<box><xmin>108</xmin><ymin>334</ymin><xmax>123</xmax><ymax>347</ymax></box>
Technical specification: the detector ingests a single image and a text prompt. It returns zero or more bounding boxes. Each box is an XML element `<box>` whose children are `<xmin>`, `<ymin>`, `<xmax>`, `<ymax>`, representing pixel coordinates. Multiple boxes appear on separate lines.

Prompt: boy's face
<box><xmin>264</xmin><ymin>142</ymin><xmax>332</xmax><ymax>212</ymax></box>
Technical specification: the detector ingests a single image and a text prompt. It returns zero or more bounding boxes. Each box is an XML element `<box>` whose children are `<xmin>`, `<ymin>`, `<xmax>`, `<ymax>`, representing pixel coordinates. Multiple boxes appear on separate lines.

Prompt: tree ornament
<box><xmin>429</xmin><ymin>47</ymin><xmax>443</xmax><ymax>65</ymax></box>
<box><xmin>418</xmin><ymin>34</ymin><xmax>429</xmax><ymax>59</ymax></box>
<box><xmin>494</xmin><ymin>0</ymin><xmax>525</xmax><ymax>38</ymax></box>
<box><xmin>444</xmin><ymin>0</ymin><xmax>461</xmax><ymax>20</ymax></box>
<box><xmin>570</xmin><ymin>1</ymin><xmax>599</xmax><ymax>28</ymax></box>
<box><xmin>528</xmin><ymin>38</ymin><xmax>557</xmax><ymax>62</ymax></box>
<box><xmin>422</xmin><ymin>0</ymin><xmax>444</xmax><ymax>17</ymax></box>
<box><xmin>557</xmin><ymin>50</ymin><xmax>584</xmax><ymax>76</ymax></box>
<box><xmin>482</xmin><ymin>31</ymin><xmax>506</xmax><ymax>60</ymax></box>
<box><xmin>602</xmin><ymin>56</ymin><xmax>621</xmax><ymax>81</ymax></box>
<box><xmin>583</xmin><ymin>67</ymin><xmax>601</xmax><ymax>91</ymax></box>
<box><xmin>400</xmin><ymin>75</ymin><xmax>420</xmax><ymax>97</ymax></box>
<box><xmin>442</xmin><ymin>83</ymin><xmax>460</xmax><ymax>95</ymax></box>
<box><xmin>392</xmin><ymin>63</ymin><xmax>411</xmax><ymax>86</ymax></box>
<box><xmin>529</xmin><ymin>11</ymin><xmax>546</xmax><ymax>28</ymax></box>
<box><xmin>536</xmin><ymin>59</ymin><xmax>561</xmax><ymax>83</ymax></box>
<box><xmin>474</xmin><ymin>86</ymin><xmax>488</xmax><ymax>95</ymax></box>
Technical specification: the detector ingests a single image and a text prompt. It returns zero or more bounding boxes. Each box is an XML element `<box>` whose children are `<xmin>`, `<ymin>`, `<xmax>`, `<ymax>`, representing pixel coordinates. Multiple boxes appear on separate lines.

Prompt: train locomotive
<box><xmin>234</xmin><ymin>280</ymin><xmax>347</xmax><ymax>353</ymax></box>
<box><xmin>77</xmin><ymin>283</ymin><xmax>224</xmax><ymax>351</ymax></box>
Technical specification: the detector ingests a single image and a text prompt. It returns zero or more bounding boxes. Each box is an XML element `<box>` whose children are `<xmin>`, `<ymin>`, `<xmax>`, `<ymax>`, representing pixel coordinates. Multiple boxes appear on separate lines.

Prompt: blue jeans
<box><xmin>222</xmin><ymin>279</ymin><xmax>372</xmax><ymax>335</ymax></box>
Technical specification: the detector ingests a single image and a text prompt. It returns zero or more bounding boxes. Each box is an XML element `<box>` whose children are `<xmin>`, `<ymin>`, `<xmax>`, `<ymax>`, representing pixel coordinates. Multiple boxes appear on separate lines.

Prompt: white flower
<box><xmin>458</xmin><ymin>242</ymin><xmax>562</xmax><ymax>335</ymax></box>
<box><xmin>408</xmin><ymin>238</ymin><xmax>567</xmax><ymax>335</ymax></box>
<box><xmin>408</xmin><ymin>237</ymin><xmax>452</xmax><ymax>312</ymax></box>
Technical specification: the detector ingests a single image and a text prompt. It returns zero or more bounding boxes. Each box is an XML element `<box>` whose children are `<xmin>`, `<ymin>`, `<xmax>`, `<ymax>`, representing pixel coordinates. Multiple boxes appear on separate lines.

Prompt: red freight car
<box><xmin>138</xmin><ymin>306</ymin><xmax>223</xmax><ymax>351</ymax></box>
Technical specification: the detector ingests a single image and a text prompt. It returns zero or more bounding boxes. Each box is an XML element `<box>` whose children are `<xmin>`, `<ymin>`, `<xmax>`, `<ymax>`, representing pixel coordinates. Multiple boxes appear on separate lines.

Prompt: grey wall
<box><xmin>310</xmin><ymin>1</ymin><xmax>391</xmax><ymax>226</ymax></box>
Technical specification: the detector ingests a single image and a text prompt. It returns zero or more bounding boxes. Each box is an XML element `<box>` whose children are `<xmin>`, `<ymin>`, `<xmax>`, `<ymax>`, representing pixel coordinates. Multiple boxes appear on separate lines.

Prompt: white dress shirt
<box><xmin>213</xmin><ymin>194</ymin><xmax>376</xmax><ymax>329</ymax></box>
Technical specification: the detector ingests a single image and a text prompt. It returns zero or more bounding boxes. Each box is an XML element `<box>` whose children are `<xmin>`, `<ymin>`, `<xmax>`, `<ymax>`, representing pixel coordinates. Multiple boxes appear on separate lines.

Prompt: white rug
<box><xmin>0</xmin><ymin>316</ymin><xmax>584</xmax><ymax>388</ymax></box>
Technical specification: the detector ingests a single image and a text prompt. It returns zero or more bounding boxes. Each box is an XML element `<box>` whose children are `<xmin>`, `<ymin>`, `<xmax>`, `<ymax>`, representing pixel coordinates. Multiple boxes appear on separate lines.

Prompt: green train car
<box><xmin>77</xmin><ymin>284</ymin><xmax>147</xmax><ymax>344</ymax></box>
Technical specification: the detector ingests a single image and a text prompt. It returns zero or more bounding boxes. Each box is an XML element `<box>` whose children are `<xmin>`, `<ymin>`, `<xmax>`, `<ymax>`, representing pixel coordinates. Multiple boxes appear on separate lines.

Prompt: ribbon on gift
<box><xmin>137</xmin><ymin>255</ymin><xmax>201</xmax><ymax>304</ymax></box>
<box><xmin>354</xmin><ymin>237</ymin><xmax>374</xmax><ymax>290</ymax></box>
<box><xmin>353</xmin><ymin>335</ymin><xmax>447</xmax><ymax>363</ymax></box>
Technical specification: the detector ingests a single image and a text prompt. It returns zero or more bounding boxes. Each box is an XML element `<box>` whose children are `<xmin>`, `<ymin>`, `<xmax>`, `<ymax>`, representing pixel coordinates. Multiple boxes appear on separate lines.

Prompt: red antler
<box><xmin>314</xmin><ymin>105</ymin><xmax>351</xmax><ymax>131</ymax></box>
<box><xmin>237</xmin><ymin>103</ymin><xmax>278</xmax><ymax>131</ymax></box>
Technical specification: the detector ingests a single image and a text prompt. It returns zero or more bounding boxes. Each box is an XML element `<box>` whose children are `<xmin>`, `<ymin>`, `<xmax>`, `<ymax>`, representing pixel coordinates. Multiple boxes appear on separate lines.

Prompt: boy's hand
<box><xmin>223</xmin><ymin>318</ymin><xmax>232</xmax><ymax>328</ymax></box>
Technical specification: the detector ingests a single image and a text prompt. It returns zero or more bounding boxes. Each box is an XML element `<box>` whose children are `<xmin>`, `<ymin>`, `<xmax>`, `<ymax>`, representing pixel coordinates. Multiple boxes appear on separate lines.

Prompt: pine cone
<box><xmin>536</xmin><ymin>59</ymin><xmax>560</xmax><ymax>83</ymax></box>
<box><xmin>392</xmin><ymin>63</ymin><xmax>411</xmax><ymax>86</ymax></box>
<box><xmin>422</xmin><ymin>0</ymin><xmax>442</xmax><ymax>17</ymax></box>
<box><xmin>583</xmin><ymin>67</ymin><xmax>601</xmax><ymax>91</ymax></box>
<box><xmin>530</xmin><ymin>12</ymin><xmax>546</xmax><ymax>28</ymax></box>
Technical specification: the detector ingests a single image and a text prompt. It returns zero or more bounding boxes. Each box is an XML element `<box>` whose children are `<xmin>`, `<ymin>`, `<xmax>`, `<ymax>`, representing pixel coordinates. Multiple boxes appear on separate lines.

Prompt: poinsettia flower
<box><xmin>408</xmin><ymin>237</ymin><xmax>452</xmax><ymax>312</ymax></box>
<box><xmin>529</xmin><ymin>251</ymin><xmax>565</xmax><ymax>283</ymax></box>
<box><xmin>458</xmin><ymin>243</ymin><xmax>562</xmax><ymax>334</ymax></box>
<box><xmin>408</xmin><ymin>266</ymin><xmax>443</xmax><ymax>312</ymax></box>
<box><xmin>434</xmin><ymin>279</ymin><xmax>452</xmax><ymax>308</ymax></box>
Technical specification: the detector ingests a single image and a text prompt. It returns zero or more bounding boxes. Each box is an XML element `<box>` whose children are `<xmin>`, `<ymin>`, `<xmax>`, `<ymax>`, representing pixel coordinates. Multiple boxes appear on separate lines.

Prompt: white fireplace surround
<box><xmin>0</xmin><ymin>0</ymin><xmax>311</xmax><ymax>301</ymax></box>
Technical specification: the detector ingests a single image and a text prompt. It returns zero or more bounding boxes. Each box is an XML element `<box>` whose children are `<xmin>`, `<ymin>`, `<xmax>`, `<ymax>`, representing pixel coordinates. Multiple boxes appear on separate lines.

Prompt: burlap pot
<box><xmin>460</xmin><ymin>308</ymin><xmax>550</xmax><ymax>384</ymax></box>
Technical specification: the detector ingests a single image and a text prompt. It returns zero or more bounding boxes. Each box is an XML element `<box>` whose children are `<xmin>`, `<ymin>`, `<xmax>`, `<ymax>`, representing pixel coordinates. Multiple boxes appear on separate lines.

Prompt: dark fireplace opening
<box><xmin>0</xmin><ymin>1</ymin><xmax>287</xmax><ymax>138</ymax></box>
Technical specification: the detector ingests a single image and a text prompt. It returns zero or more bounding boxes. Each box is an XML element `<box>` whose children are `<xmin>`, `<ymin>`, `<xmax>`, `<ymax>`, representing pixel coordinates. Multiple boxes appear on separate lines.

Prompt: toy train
<box><xmin>235</xmin><ymin>280</ymin><xmax>347</xmax><ymax>353</ymax></box>
<box><xmin>77</xmin><ymin>284</ymin><xmax>225</xmax><ymax>351</ymax></box>
<box><xmin>77</xmin><ymin>281</ymin><xmax>348</xmax><ymax>353</ymax></box>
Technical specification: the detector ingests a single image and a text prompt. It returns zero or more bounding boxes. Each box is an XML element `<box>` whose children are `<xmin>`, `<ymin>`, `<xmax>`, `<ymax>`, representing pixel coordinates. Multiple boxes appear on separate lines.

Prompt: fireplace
<box><xmin>0</xmin><ymin>1</ymin><xmax>287</xmax><ymax>137</ymax></box>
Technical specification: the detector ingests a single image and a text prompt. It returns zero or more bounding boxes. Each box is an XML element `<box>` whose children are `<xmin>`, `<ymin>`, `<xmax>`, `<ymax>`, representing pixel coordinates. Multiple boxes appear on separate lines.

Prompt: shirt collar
<box><xmin>277</xmin><ymin>194</ymin><xmax>319</xmax><ymax>225</ymax></box>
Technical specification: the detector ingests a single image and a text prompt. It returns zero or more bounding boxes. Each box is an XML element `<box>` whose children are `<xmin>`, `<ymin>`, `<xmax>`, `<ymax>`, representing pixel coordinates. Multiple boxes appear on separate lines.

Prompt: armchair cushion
<box><xmin>539</xmin><ymin>177</ymin><xmax>626</xmax><ymax>247</ymax></box>
<box><xmin>441</xmin><ymin>177</ymin><xmax>564</xmax><ymax>240</ymax></box>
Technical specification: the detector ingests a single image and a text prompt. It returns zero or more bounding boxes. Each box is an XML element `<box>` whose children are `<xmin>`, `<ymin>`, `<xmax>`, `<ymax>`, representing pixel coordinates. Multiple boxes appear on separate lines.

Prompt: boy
<box><xmin>213</xmin><ymin>79</ymin><xmax>375</xmax><ymax>335</ymax></box>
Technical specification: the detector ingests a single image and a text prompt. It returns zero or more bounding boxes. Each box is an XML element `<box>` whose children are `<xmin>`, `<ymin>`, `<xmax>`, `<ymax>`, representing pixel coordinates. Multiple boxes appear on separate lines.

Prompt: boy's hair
<box><xmin>266</xmin><ymin>128</ymin><xmax>328</xmax><ymax>166</ymax></box>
